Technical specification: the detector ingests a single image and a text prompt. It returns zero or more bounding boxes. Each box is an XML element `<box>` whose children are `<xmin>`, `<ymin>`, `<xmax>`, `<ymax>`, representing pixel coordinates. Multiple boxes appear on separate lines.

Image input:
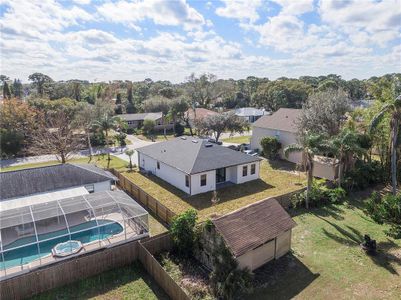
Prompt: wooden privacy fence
<box><xmin>110</xmin><ymin>169</ymin><xmax>176</xmax><ymax>225</ymax></box>
<box><xmin>0</xmin><ymin>233</ymin><xmax>190</xmax><ymax>300</ymax></box>
<box><xmin>139</xmin><ymin>233</ymin><xmax>190</xmax><ymax>300</ymax></box>
<box><xmin>0</xmin><ymin>240</ymin><xmax>140</xmax><ymax>300</ymax></box>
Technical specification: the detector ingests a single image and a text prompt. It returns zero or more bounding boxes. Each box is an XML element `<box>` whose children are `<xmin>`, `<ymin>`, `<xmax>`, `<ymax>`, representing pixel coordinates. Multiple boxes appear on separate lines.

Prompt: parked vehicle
<box><xmin>244</xmin><ymin>149</ymin><xmax>258</xmax><ymax>156</ymax></box>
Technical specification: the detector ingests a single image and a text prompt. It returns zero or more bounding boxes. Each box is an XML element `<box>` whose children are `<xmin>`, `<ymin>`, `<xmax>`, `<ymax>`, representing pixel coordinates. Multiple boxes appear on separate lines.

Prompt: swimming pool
<box><xmin>1</xmin><ymin>220</ymin><xmax>123</xmax><ymax>270</ymax></box>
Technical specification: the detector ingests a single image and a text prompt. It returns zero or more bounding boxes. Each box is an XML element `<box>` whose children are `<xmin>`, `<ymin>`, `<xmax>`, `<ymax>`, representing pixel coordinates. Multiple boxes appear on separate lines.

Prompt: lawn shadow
<box><xmin>268</xmin><ymin>159</ymin><xmax>300</xmax><ymax>172</ymax></box>
<box><xmin>319</xmin><ymin>216</ymin><xmax>401</xmax><ymax>275</ymax></box>
<box><xmin>290</xmin><ymin>203</ymin><xmax>345</xmax><ymax>220</ymax></box>
<box><xmin>249</xmin><ymin>253</ymin><xmax>319</xmax><ymax>300</ymax></box>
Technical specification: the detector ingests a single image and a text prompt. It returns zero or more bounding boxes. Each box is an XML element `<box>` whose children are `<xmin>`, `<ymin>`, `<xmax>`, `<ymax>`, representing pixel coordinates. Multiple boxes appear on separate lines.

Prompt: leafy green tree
<box><xmin>92</xmin><ymin>114</ymin><xmax>120</xmax><ymax>168</ymax></box>
<box><xmin>2</xmin><ymin>80</ymin><xmax>11</xmax><ymax>99</ymax></box>
<box><xmin>298</xmin><ymin>89</ymin><xmax>350</xmax><ymax>136</ymax></box>
<box><xmin>195</xmin><ymin>112</ymin><xmax>248</xmax><ymax>143</ymax></box>
<box><xmin>330</xmin><ymin>128</ymin><xmax>366</xmax><ymax>187</ymax></box>
<box><xmin>284</xmin><ymin>134</ymin><xmax>331</xmax><ymax>208</ymax></box>
<box><xmin>369</xmin><ymin>95</ymin><xmax>401</xmax><ymax>195</ymax></box>
<box><xmin>13</xmin><ymin>79</ymin><xmax>23</xmax><ymax>98</ymax></box>
<box><xmin>170</xmin><ymin>209</ymin><xmax>198</xmax><ymax>257</ymax></box>
<box><xmin>142</xmin><ymin>119</ymin><xmax>155</xmax><ymax>136</ymax></box>
<box><xmin>28</xmin><ymin>72</ymin><xmax>53</xmax><ymax>96</ymax></box>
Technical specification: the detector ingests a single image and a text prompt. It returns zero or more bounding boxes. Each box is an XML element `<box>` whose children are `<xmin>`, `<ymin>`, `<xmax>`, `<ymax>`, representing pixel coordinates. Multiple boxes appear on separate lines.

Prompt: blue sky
<box><xmin>1</xmin><ymin>0</ymin><xmax>400</xmax><ymax>82</ymax></box>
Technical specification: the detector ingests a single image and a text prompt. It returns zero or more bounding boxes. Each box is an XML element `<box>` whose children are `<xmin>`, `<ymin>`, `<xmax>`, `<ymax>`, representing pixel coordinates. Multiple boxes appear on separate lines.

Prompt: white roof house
<box><xmin>234</xmin><ymin>107</ymin><xmax>268</xmax><ymax>123</ymax></box>
<box><xmin>136</xmin><ymin>137</ymin><xmax>261</xmax><ymax>195</ymax></box>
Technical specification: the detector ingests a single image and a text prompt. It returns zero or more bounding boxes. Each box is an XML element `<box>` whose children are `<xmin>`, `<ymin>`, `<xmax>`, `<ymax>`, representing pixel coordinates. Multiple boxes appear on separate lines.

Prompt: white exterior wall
<box><xmin>226</xmin><ymin>166</ymin><xmax>238</xmax><ymax>183</ymax></box>
<box><xmin>138</xmin><ymin>153</ymin><xmax>190</xmax><ymax>194</ymax></box>
<box><xmin>251</xmin><ymin>126</ymin><xmax>302</xmax><ymax>164</ymax></box>
<box><xmin>237</xmin><ymin>239</ymin><xmax>276</xmax><ymax>271</ymax></box>
<box><xmin>190</xmin><ymin>170</ymin><xmax>216</xmax><ymax>195</ymax></box>
<box><xmin>235</xmin><ymin>161</ymin><xmax>260</xmax><ymax>184</ymax></box>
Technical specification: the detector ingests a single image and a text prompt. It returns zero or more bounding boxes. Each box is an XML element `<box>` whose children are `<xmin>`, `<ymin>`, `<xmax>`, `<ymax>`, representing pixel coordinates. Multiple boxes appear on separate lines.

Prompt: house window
<box><xmin>185</xmin><ymin>175</ymin><xmax>190</xmax><ymax>187</ymax></box>
<box><xmin>242</xmin><ymin>166</ymin><xmax>248</xmax><ymax>177</ymax></box>
<box><xmin>251</xmin><ymin>164</ymin><xmax>256</xmax><ymax>175</ymax></box>
<box><xmin>201</xmin><ymin>174</ymin><xmax>207</xmax><ymax>186</ymax></box>
<box><xmin>157</xmin><ymin>161</ymin><xmax>160</xmax><ymax>169</ymax></box>
<box><xmin>85</xmin><ymin>184</ymin><xmax>95</xmax><ymax>193</ymax></box>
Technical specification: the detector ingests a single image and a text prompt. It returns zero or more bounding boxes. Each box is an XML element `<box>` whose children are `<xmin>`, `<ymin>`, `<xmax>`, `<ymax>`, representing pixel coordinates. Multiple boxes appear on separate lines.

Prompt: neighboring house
<box><xmin>0</xmin><ymin>163</ymin><xmax>117</xmax><ymax>210</ymax></box>
<box><xmin>251</xmin><ymin>108</ymin><xmax>302</xmax><ymax>164</ymax></box>
<box><xmin>136</xmin><ymin>137</ymin><xmax>261</xmax><ymax>195</ymax></box>
<box><xmin>185</xmin><ymin>108</ymin><xmax>218</xmax><ymax>127</ymax></box>
<box><xmin>234</xmin><ymin>107</ymin><xmax>268</xmax><ymax>123</ymax></box>
<box><xmin>119</xmin><ymin>112</ymin><xmax>174</xmax><ymax>130</ymax></box>
<box><xmin>251</xmin><ymin>108</ymin><xmax>338</xmax><ymax>180</ymax></box>
<box><xmin>198</xmin><ymin>198</ymin><xmax>296</xmax><ymax>271</ymax></box>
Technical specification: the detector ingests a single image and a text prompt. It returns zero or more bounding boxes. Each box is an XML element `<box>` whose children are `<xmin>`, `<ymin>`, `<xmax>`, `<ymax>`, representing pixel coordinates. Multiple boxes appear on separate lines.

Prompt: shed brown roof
<box><xmin>252</xmin><ymin>108</ymin><xmax>301</xmax><ymax>133</ymax></box>
<box><xmin>212</xmin><ymin>198</ymin><xmax>296</xmax><ymax>257</ymax></box>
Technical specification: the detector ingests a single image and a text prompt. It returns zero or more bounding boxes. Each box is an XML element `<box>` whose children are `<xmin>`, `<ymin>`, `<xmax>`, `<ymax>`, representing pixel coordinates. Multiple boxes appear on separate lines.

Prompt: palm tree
<box><xmin>125</xmin><ymin>149</ymin><xmax>135</xmax><ymax>171</ymax></box>
<box><xmin>284</xmin><ymin>134</ymin><xmax>330</xmax><ymax>209</ymax></box>
<box><xmin>92</xmin><ymin>114</ymin><xmax>119</xmax><ymax>168</ymax></box>
<box><xmin>369</xmin><ymin>95</ymin><xmax>401</xmax><ymax>195</ymax></box>
<box><xmin>330</xmin><ymin>128</ymin><xmax>366</xmax><ymax>188</ymax></box>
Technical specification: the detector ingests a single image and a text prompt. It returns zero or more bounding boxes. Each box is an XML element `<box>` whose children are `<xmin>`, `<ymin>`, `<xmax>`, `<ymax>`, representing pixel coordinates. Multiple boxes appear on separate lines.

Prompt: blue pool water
<box><xmin>1</xmin><ymin>220</ymin><xmax>123</xmax><ymax>270</ymax></box>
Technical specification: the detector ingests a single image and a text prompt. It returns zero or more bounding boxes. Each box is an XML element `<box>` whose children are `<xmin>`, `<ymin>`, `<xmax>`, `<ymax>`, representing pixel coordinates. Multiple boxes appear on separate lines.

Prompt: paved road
<box><xmin>0</xmin><ymin>135</ymin><xmax>155</xmax><ymax>168</ymax></box>
<box><xmin>0</xmin><ymin>132</ymin><xmax>250</xmax><ymax>168</ymax></box>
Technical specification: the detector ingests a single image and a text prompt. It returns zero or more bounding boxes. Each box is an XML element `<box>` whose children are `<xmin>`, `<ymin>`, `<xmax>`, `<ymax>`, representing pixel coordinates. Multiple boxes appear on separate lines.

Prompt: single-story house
<box><xmin>251</xmin><ymin>108</ymin><xmax>339</xmax><ymax>180</ymax></box>
<box><xmin>233</xmin><ymin>107</ymin><xmax>268</xmax><ymax>123</ymax></box>
<box><xmin>251</xmin><ymin>108</ymin><xmax>302</xmax><ymax>164</ymax></box>
<box><xmin>136</xmin><ymin>137</ymin><xmax>261</xmax><ymax>195</ymax></box>
<box><xmin>0</xmin><ymin>163</ymin><xmax>117</xmax><ymax>210</ymax></box>
<box><xmin>198</xmin><ymin>198</ymin><xmax>296</xmax><ymax>271</ymax></box>
<box><xmin>119</xmin><ymin>112</ymin><xmax>174</xmax><ymax>130</ymax></box>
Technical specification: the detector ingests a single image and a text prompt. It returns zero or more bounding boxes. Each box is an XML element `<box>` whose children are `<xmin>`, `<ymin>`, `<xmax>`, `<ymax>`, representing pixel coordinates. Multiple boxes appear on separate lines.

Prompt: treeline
<box><xmin>2</xmin><ymin>73</ymin><xmax>400</xmax><ymax>114</ymax></box>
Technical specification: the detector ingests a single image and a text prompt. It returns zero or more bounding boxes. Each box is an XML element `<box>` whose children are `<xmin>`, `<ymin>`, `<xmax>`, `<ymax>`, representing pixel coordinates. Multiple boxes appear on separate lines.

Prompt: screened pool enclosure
<box><xmin>0</xmin><ymin>190</ymin><xmax>149</xmax><ymax>278</ymax></box>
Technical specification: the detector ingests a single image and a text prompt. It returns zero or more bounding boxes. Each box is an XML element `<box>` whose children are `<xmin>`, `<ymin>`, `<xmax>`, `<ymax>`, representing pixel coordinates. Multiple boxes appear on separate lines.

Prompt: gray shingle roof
<box><xmin>119</xmin><ymin>112</ymin><xmax>162</xmax><ymax>122</ymax></box>
<box><xmin>0</xmin><ymin>163</ymin><xmax>117</xmax><ymax>200</ymax></box>
<box><xmin>212</xmin><ymin>198</ymin><xmax>296</xmax><ymax>257</ymax></box>
<box><xmin>136</xmin><ymin>137</ymin><xmax>261</xmax><ymax>174</ymax></box>
<box><xmin>252</xmin><ymin>108</ymin><xmax>301</xmax><ymax>133</ymax></box>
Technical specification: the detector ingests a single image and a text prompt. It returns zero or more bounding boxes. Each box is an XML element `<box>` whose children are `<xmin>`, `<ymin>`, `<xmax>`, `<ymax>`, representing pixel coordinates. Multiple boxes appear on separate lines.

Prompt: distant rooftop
<box><xmin>119</xmin><ymin>112</ymin><xmax>162</xmax><ymax>122</ymax></box>
<box><xmin>253</xmin><ymin>108</ymin><xmax>301</xmax><ymax>133</ymax></box>
<box><xmin>186</xmin><ymin>108</ymin><xmax>218</xmax><ymax>120</ymax></box>
<box><xmin>0</xmin><ymin>163</ymin><xmax>117</xmax><ymax>201</ymax></box>
<box><xmin>136</xmin><ymin>137</ymin><xmax>260</xmax><ymax>174</ymax></box>
<box><xmin>234</xmin><ymin>107</ymin><xmax>266</xmax><ymax>117</ymax></box>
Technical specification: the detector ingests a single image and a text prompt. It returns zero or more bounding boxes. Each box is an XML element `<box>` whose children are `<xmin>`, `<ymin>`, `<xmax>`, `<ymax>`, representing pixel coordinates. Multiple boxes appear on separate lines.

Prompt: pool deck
<box><xmin>0</xmin><ymin>212</ymin><xmax>147</xmax><ymax>279</ymax></box>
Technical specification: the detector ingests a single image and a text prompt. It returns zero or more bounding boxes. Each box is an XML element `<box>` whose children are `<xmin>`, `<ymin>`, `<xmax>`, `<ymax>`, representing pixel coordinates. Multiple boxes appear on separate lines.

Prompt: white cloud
<box><xmin>72</xmin><ymin>0</ymin><xmax>91</xmax><ymax>4</ymax></box>
<box><xmin>319</xmin><ymin>0</ymin><xmax>401</xmax><ymax>47</ymax></box>
<box><xmin>97</xmin><ymin>0</ymin><xmax>205</xmax><ymax>31</ymax></box>
<box><xmin>272</xmin><ymin>0</ymin><xmax>314</xmax><ymax>15</ymax></box>
<box><xmin>215</xmin><ymin>0</ymin><xmax>262</xmax><ymax>22</ymax></box>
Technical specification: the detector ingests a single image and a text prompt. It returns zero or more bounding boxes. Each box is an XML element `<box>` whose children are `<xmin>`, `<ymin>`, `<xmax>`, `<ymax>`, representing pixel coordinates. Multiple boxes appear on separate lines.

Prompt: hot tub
<box><xmin>52</xmin><ymin>240</ymin><xmax>83</xmax><ymax>257</ymax></box>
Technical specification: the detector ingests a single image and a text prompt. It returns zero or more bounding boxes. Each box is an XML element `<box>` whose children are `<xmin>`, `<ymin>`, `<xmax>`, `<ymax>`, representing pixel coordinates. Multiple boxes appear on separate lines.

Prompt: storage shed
<box><xmin>212</xmin><ymin>198</ymin><xmax>296</xmax><ymax>271</ymax></box>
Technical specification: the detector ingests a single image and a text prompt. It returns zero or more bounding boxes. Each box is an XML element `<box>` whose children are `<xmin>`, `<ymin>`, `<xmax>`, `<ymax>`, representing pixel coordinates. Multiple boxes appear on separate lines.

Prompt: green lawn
<box><xmin>32</xmin><ymin>262</ymin><xmax>169</xmax><ymax>300</ymax></box>
<box><xmin>123</xmin><ymin>160</ymin><xmax>305</xmax><ymax>221</ymax></box>
<box><xmin>222</xmin><ymin>135</ymin><xmax>251</xmax><ymax>144</ymax></box>
<box><xmin>0</xmin><ymin>155</ymin><xmax>128</xmax><ymax>173</ymax></box>
<box><xmin>249</xmin><ymin>193</ymin><xmax>401</xmax><ymax>299</ymax></box>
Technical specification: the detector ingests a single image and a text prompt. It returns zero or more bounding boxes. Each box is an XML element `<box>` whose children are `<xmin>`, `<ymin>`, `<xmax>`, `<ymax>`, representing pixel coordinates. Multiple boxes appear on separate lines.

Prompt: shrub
<box><xmin>174</xmin><ymin>122</ymin><xmax>185</xmax><ymax>136</ymax></box>
<box><xmin>142</xmin><ymin>119</ymin><xmax>156</xmax><ymax>136</ymax></box>
<box><xmin>291</xmin><ymin>179</ymin><xmax>346</xmax><ymax>208</ymax></box>
<box><xmin>365</xmin><ymin>192</ymin><xmax>401</xmax><ymax>239</ymax></box>
<box><xmin>260</xmin><ymin>136</ymin><xmax>281</xmax><ymax>159</ymax></box>
<box><xmin>170</xmin><ymin>210</ymin><xmax>198</xmax><ymax>256</ymax></box>
<box><xmin>126</xmin><ymin>127</ymin><xmax>136</xmax><ymax>135</ymax></box>
<box><xmin>344</xmin><ymin>160</ymin><xmax>385</xmax><ymax>191</ymax></box>
<box><xmin>210</xmin><ymin>243</ymin><xmax>253</xmax><ymax>299</ymax></box>
<box><xmin>90</xmin><ymin>131</ymin><xmax>106</xmax><ymax>146</ymax></box>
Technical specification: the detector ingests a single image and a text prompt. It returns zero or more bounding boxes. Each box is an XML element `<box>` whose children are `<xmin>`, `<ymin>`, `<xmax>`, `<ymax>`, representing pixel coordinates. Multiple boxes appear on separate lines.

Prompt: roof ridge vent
<box><xmin>192</xmin><ymin>139</ymin><xmax>198</xmax><ymax>143</ymax></box>
<box><xmin>181</xmin><ymin>136</ymin><xmax>187</xmax><ymax>140</ymax></box>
